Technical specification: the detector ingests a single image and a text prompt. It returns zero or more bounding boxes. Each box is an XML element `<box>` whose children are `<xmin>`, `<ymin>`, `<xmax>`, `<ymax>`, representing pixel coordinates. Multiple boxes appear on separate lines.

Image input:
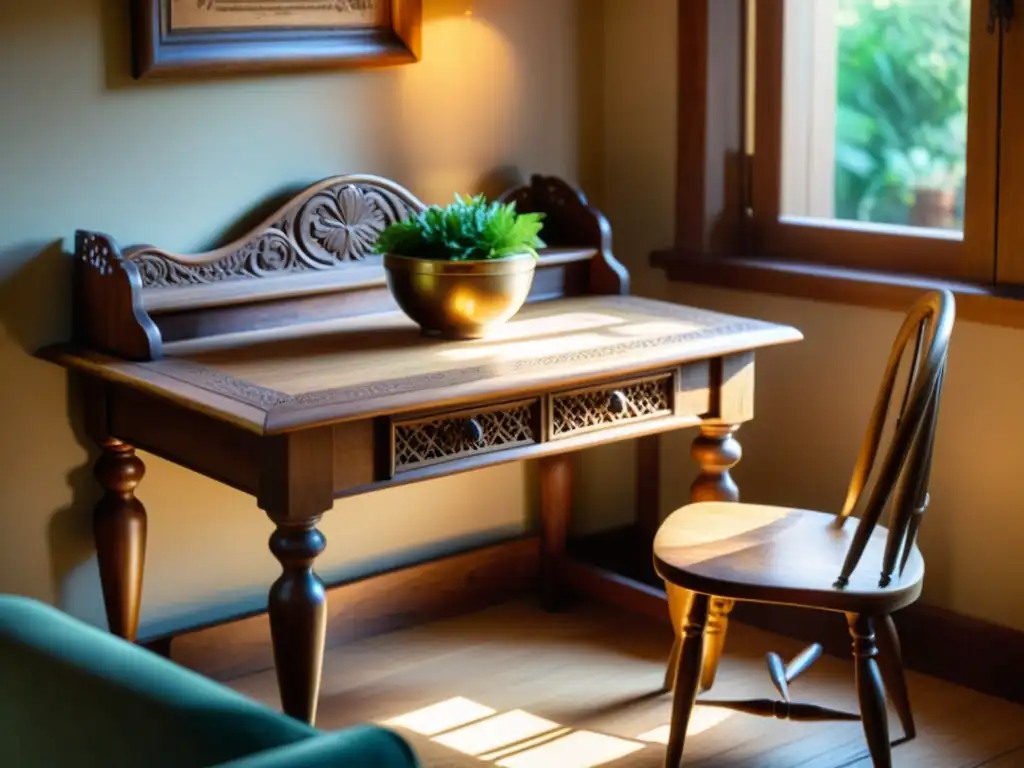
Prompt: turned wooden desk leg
<box><xmin>636</xmin><ymin>435</ymin><xmax>662</xmax><ymax>544</ymax></box>
<box><xmin>268</xmin><ymin>518</ymin><xmax>328</xmax><ymax>724</ymax></box>
<box><xmin>539</xmin><ymin>453</ymin><xmax>572</xmax><ymax>612</ymax></box>
<box><xmin>689</xmin><ymin>424</ymin><xmax>742</xmax><ymax>503</ymax></box>
<box><xmin>666</xmin><ymin>424</ymin><xmax>742</xmax><ymax>692</ymax></box>
<box><xmin>93</xmin><ymin>438</ymin><xmax>147</xmax><ymax>642</ymax></box>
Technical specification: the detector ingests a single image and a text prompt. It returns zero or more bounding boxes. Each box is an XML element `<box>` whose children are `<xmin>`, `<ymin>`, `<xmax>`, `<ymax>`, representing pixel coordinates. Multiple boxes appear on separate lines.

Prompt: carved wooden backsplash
<box><xmin>128</xmin><ymin>176</ymin><xmax>426</xmax><ymax>289</ymax></box>
<box><xmin>72</xmin><ymin>173</ymin><xmax>627</xmax><ymax>362</ymax></box>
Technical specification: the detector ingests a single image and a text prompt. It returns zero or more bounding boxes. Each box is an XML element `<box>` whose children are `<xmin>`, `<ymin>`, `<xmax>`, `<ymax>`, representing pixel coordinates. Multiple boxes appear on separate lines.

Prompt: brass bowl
<box><xmin>383</xmin><ymin>252</ymin><xmax>537</xmax><ymax>340</ymax></box>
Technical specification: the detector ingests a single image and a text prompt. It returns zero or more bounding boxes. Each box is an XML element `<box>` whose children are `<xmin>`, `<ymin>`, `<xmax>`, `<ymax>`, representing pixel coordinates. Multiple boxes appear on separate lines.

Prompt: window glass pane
<box><xmin>780</xmin><ymin>0</ymin><xmax>971</xmax><ymax>233</ymax></box>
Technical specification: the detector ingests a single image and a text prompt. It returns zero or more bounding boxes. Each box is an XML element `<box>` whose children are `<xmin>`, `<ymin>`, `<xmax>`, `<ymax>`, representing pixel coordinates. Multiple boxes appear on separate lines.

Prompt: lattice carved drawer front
<box><xmin>550</xmin><ymin>373</ymin><xmax>675</xmax><ymax>439</ymax></box>
<box><xmin>391</xmin><ymin>400</ymin><xmax>539</xmax><ymax>475</ymax></box>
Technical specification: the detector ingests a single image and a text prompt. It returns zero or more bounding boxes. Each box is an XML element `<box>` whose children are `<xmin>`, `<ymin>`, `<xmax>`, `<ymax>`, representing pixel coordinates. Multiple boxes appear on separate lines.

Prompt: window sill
<box><xmin>650</xmin><ymin>250</ymin><xmax>1024</xmax><ymax>330</ymax></box>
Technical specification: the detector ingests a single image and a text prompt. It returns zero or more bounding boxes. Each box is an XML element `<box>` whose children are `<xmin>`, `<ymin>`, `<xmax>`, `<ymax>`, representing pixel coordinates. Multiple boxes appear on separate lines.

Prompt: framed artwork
<box><xmin>132</xmin><ymin>0</ymin><xmax>422</xmax><ymax>79</ymax></box>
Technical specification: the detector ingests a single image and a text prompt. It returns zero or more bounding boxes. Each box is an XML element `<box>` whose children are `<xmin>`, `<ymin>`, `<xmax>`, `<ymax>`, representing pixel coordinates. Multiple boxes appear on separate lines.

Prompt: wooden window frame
<box><xmin>753</xmin><ymin>0</ymin><xmax>999</xmax><ymax>282</ymax></box>
<box><xmin>778</xmin><ymin>0</ymin><xmax>837</xmax><ymax>222</ymax></box>
<box><xmin>654</xmin><ymin>0</ymin><xmax>1024</xmax><ymax>328</ymax></box>
<box><xmin>997</xmin><ymin>2</ymin><xmax>1024</xmax><ymax>284</ymax></box>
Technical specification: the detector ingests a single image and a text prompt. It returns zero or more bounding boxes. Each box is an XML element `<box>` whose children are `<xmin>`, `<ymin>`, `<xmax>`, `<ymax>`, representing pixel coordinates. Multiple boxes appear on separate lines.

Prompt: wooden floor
<box><xmin>228</xmin><ymin>600</ymin><xmax>1024</xmax><ymax>767</ymax></box>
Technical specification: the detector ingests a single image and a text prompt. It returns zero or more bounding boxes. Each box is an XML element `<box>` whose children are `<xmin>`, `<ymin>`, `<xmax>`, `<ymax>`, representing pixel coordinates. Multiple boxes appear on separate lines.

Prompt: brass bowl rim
<box><xmin>382</xmin><ymin>251</ymin><xmax>537</xmax><ymax>276</ymax></box>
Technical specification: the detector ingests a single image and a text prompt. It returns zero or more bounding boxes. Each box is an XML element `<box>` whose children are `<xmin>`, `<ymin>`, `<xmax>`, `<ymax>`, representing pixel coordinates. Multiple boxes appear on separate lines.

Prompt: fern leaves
<box><xmin>374</xmin><ymin>194</ymin><xmax>546</xmax><ymax>261</ymax></box>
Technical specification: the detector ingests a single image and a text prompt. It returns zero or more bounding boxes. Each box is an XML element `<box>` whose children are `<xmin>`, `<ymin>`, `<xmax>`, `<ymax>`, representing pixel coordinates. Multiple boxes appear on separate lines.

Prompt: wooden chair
<box><xmin>653</xmin><ymin>290</ymin><xmax>955</xmax><ymax>768</ymax></box>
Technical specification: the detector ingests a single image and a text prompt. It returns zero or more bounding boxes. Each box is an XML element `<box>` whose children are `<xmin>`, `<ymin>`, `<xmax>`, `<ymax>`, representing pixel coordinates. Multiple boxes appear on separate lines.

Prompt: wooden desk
<box><xmin>39</xmin><ymin>174</ymin><xmax>801</xmax><ymax>724</ymax></box>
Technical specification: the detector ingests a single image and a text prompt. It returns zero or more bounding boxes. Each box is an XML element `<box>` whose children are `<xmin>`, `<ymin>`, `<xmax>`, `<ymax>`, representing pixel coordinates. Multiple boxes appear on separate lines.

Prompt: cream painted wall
<box><xmin>0</xmin><ymin>0</ymin><xmax>580</xmax><ymax>637</ymax></box>
<box><xmin>6</xmin><ymin>0</ymin><xmax>1018</xmax><ymax>641</ymax></box>
<box><xmin>594</xmin><ymin>0</ymin><xmax>1024</xmax><ymax>631</ymax></box>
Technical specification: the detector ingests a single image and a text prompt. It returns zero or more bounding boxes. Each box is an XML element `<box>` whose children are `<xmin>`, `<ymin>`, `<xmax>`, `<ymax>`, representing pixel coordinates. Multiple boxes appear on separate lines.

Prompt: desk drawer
<box><xmin>549</xmin><ymin>372</ymin><xmax>674</xmax><ymax>439</ymax></box>
<box><xmin>389</xmin><ymin>399</ymin><xmax>539</xmax><ymax>475</ymax></box>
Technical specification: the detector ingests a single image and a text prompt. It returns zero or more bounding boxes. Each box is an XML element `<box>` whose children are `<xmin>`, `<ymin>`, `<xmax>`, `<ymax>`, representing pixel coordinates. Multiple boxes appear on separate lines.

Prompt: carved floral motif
<box><xmin>132</xmin><ymin>181</ymin><xmax>419</xmax><ymax>288</ymax></box>
<box><xmin>300</xmin><ymin>184</ymin><xmax>389</xmax><ymax>266</ymax></box>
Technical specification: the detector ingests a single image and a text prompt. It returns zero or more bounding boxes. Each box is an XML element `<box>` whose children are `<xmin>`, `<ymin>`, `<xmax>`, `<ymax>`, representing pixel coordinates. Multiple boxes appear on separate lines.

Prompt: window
<box><xmin>752</xmin><ymin>0</ymin><xmax>998</xmax><ymax>281</ymax></box>
<box><xmin>663</xmin><ymin>0</ymin><xmax>1024</xmax><ymax>298</ymax></box>
<box><xmin>780</xmin><ymin>1</ymin><xmax>970</xmax><ymax>232</ymax></box>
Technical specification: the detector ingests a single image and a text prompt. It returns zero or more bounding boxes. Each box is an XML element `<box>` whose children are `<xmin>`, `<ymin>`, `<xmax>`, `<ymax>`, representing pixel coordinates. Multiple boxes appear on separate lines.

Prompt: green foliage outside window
<box><xmin>834</xmin><ymin>0</ymin><xmax>970</xmax><ymax>226</ymax></box>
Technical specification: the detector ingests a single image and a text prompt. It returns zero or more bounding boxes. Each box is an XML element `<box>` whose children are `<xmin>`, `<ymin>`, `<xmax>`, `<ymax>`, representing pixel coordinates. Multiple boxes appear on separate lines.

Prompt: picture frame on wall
<box><xmin>132</xmin><ymin>0</ymin><xmax>422</xmax><ymax>79</ymax></box>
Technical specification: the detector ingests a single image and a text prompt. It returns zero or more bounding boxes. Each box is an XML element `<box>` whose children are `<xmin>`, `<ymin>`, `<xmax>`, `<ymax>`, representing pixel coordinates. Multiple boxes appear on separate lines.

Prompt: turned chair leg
<box><xmin>665</xmin><ymin>593</ymin><xmax>711</xmax><ymax>768</ymax></box>
<box><xmin>664</xmin><ymin>637</ymin><xmax>681</xmax><ymax>693</ymax></box>
<box><xmin>876</xmin><ymin>613</ymin><xmax>916</xmax><ymax>740</ymax></box>
<box><xmin>848</xmin><ymin>614</ymin><xmax>892</xmax><ymax>768</ymax></box>
<box><xmin>700</xmin><ymin>598</ymin><xmax>733</xmax><ymax>691</ymax></box>
<box><xmin>663</xmin><ymin>586</ymin><xmax>689</xmax><ymax>692</ymax></box>
<box><xmin>663</xmin><ymin>591</ymin><xmax>731</xmax><ymax>694</ymax></box>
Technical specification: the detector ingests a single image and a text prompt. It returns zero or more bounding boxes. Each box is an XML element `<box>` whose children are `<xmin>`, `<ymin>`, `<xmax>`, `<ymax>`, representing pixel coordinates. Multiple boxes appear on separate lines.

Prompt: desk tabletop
<box><xmin>43</xmin><ymin>295</ymin><xmax>802</xmax><ymax>434</ymax></box>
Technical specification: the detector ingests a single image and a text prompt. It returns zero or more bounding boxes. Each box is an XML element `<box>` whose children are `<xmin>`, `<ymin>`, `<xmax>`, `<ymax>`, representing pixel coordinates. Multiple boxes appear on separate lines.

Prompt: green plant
<box><xmin>374</xmin><ymin>194</ymin><xmax>546</xmax><ymax>261</ymax></box>
<box><xmin>834</xmin><ymin>0</ymin><xmax>970</xmax><ymax>225</ymax></box>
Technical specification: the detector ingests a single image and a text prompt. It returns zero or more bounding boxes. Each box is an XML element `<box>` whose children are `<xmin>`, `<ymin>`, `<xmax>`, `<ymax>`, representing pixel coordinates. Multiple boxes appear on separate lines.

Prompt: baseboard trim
<box><xmin>731</xmin><ymin>600</ymin><xmax>1024</xmax><ymax>705</ymax></box>
<box><xmin>147</xmin><ymin>538</ymin><xmax>1024</xmax><ymax>707</ymax></box>
<box><xmin>150</xmin><ymin>536</ymin><xmax>540</xmax><ymax>682</ymax></box>
<box><xmin>562</xmin><ymin>560</ymin><xmax>1024</xmax><ymax>706</ymax></box>
<box><xmin>562</xmin><ymin>558</ymin><xmax>668</xmax><ymax>623</ymax></box>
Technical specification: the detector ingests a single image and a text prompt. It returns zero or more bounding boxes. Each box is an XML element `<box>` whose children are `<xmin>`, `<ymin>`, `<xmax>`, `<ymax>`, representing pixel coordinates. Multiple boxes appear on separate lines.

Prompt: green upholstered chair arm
<box><xmin>218</xmin><ymin>727</ymin><xmax>420</xmax><ymax>767</ymax></box>
<box><xmin>0</xmin><ymin>595</ymin><xmax>418</xmax><ymax>768</ymax></box>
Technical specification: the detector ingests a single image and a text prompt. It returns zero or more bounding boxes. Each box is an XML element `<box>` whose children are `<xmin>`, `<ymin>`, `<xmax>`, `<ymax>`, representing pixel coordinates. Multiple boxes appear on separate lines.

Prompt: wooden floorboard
<box><xmin>227</xmin><ymin>600</ymin><xmax>1024</xmax><ymax>767</ymax></box>
<box><xmin>148</xmin><ymin>537</ymin><xmax>541</xmax><ymax>682</ymax></box>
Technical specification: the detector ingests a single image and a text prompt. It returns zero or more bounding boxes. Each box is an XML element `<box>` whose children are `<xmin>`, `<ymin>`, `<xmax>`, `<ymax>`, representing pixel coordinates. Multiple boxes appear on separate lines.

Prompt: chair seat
<box><xmin>653</xmin><ymin>502</ymin><xmax>925</xmax><ymax>614</ymax></box>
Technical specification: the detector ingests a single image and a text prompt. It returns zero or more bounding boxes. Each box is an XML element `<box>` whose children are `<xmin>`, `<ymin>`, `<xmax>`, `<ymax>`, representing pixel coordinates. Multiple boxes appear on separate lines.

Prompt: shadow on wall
<box><xmin>474</xmin><ymin>166</ymin><xmax>526</xmax><ymax>202</ymax></box>
<box><xmin>0</xmin><ymin>241</ymin><xmax>101</xmax><ymax>615</ymax></box>
<box><xmin>99</xmin><ymin>0</ymin><xmax>135</xmax><ymax>92</ymax></box>
<box><xmin>0</xmin><ymin>186</ymin><xmax>322</xmax><ymax>623</ymax></box>
<box><xmin>49</xmin><ymin>372</ymin><xmax>102</xmax><ymax>619</ymax></box>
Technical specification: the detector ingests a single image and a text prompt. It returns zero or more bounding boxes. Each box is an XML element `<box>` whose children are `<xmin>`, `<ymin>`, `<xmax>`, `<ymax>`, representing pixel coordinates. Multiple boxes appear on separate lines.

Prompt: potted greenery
<box><xmin>375</xmin><ymin>194</ymin><xmax>545</xmax><ymax>339</ymax></box>
<box><xmin>887</xmin><ymin>146</ymin><xmax>964</xmax><ymax>230</ymax></box>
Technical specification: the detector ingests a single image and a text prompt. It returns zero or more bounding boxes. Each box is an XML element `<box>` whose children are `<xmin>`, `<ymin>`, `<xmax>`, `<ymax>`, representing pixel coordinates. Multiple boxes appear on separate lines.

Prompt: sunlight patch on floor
<box><xmin>433</xmin><ymin>710</ymin><xmax>560</xmax><ymax>756</ymax></box>
<box><xmin>494</xmin><ymin>731</ymin><xmax>646</xmax><ymax>768</ymax></box>
<box><xmin>478</xmin><ymin>728</ymin><xmax>573</xmax><ymax>762</ymax></box>
<box><xmin>383</xmin><ymin>696</ymin><xmax>496</xmax><ymax>736</ymax></box>
<box><xmin>381</xmin><ymin>695</ymin><xmax>736</xmax><ymax>767</ymax></box>
<box><xmin>635</xmin><ymin>706</ymin><xmax>734</xmax><ymax>744</ymax></box>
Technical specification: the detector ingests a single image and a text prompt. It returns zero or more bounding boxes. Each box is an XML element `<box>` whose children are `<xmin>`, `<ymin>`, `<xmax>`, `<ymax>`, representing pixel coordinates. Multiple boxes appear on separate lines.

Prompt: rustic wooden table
<box><xmin>39</xmin><ymin>174</ymin><xmax>801</xmax><ymax>723</ymax></box>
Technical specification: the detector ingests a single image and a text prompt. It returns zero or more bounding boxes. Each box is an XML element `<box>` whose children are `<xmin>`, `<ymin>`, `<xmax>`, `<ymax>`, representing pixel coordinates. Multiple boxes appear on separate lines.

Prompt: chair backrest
<box><xmin>833</xmin><ymin>290</ymin><xmax>955</xmax><ymax>590</ymax></box>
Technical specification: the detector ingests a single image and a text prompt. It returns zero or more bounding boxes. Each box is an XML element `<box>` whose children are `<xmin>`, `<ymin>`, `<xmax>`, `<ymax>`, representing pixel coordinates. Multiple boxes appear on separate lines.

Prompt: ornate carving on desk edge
<box><xmin>128</xmin><ymin>176</ymin><xmax>426</xmax><ymax>289</ymax></box>
<box><xmin>394</xmin><ymin>403</ymin><xmax>536</xmax><ymax>471</ymax></box>
<box><xmin>79</xmin><ymin>232</ymin><xmax>119</xmax><ymax>277</ymax></box>
<box><xmin>143</xmin><ymin>359</ymin><xmax>293</xmax><ymax>410</ymax></box>
<box><xmin>75</xmin><ymin>231</ymin><xmax>164</xmax><ymax>360</ymax></box>
<box><xmin>552</xmin><ymin>376</ymin><xmax>673</xmax><ymax>436</ymax></box>
<box><xmin>142</xmin><ymin>314</ymin><xmax>773</xmax><ymax>414</ymax></box>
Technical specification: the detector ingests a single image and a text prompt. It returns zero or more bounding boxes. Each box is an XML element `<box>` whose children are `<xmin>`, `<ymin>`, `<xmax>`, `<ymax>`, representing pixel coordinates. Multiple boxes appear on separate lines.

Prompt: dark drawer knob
<box><xmin>463</xmin><ymin>418</ymin><xmax>485</xmax><ymax>445</ymax></box>
<box><xmin>607</xmin><ymin>390</ymin><xmax>628</xmax><ymax>415</ymax></box>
